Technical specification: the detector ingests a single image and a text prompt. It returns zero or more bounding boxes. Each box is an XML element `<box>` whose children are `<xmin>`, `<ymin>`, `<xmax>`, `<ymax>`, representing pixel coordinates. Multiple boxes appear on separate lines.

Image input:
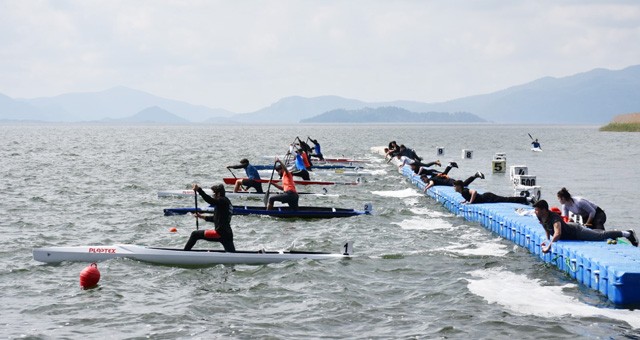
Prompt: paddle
<box><xmin>263</xmin><ymin>159</ymin><xmax>279</xmax><ymax>207</ymax></box>
<box><xmin>227</xmin><ymin>167</ymin><xmax>247</xmax><ymax>191</ymax></box>
<box><xmin>194</xmin><ymin>186</ymin><xmax>199</xmax><ymax>231</ymax></box>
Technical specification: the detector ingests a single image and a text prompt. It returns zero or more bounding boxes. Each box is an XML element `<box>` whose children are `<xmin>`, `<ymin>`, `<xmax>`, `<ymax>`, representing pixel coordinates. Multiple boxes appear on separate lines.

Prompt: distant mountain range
<box><xmin>301</xmin><ymin>107</ymin><xmax>485</xmax><ymax>123</ymax></box>
<box><xmin>1</xmin><ymin>65</ymin><xmax>639</xmax><ymax>124</ymax></box>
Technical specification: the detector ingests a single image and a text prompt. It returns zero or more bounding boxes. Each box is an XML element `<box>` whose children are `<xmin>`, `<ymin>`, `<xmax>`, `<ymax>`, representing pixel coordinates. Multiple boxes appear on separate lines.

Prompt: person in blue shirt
<box><xmin>531</xmin><ymin>139</ymin><xmax>541</xmax><ymax>149</ymax></box>
<box><xmin>291</xmin><ymin>150</ymin><xmax>311</xmax><ymax>180</ymax></box>
<box><xmin>227</xmin><ymin>158</ymin><xmax>263</xmax><ymax>193</ymax></box>
<box><xmin>308</xmin><ymin>137</ymin><xmax>324</xmax><ymax>160</ymax></box>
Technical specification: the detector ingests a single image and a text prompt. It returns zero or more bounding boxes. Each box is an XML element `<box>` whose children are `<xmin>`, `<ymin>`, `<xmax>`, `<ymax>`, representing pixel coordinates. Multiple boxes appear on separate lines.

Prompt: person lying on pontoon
<box><xmin>454</xmin><ymin>180</ymin><xmax>534</xmax><ymax>205</ymax></box>
<box><xmin>533</xmin><ymin>200</ymin><xmax>637</xmax><ymax>253</ymax></box>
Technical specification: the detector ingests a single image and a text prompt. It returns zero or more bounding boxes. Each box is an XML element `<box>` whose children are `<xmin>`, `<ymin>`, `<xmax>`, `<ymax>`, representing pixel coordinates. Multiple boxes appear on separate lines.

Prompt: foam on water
<box><xmin>409</xmin><ymin>207</ymin><xmax>452</xmax><ymax>217</ymax></box>
<box><xmin>371</xmin><ymin>188</ymin><xmax>422</xmax><ymax>198</ymax></box>
<box><xmin>466</xmin><ymin>268</ymin><xmax>640</xmax><ymax>329</ymax></box>
<box><xmin>391</xmin><ymin>216</ymin><xmax>453</xmax><ymax>231</ymax></box>
<box><xmin>440</xmin><ymin>241</ymin><xmax>509</xmax><ymax>257</ymax></box>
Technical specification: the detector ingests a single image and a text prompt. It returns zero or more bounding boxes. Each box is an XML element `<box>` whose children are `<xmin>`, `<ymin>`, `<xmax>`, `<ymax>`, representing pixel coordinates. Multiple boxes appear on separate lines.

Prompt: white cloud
<box><xmin>1</xmin><ymin>0</ymin><xmax>639</xmax><ymax>111</ymax></box>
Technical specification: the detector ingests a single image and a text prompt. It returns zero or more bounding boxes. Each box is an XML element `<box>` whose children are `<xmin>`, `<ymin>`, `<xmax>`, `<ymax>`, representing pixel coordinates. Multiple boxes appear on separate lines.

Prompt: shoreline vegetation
<box><xmin>599</xmin><ymin>113</ymin><xmax>640</xmax><ymax>132</ymax></box>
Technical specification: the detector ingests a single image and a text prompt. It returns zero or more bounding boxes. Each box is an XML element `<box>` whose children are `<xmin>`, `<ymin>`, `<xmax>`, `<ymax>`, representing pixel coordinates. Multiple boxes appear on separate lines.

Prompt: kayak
<box><xmin>33</xmin><ymin>242</ymin><xmax>354</xmax><ymax>265</ymax></box>
<box><xmin>531</xmin><ymin>147</ymin><xmax>543</xmax><ymax>152</ymax></box>
<box><xmin>157</xmin><ymin>189</ymin><xmax>338</xmax><ymax>199</ymax></box>
<box><xmin>222</xmin><ymin>177</ymin><xmax>360</xmax><ymax>186</ymax></box>
<box><xmin>261</xmin><ymin>155</ymin><xmax>367</xmax><ymax>164</ymax></box>
<box><xmin>164</xmin><ymin>203</ymin><xmax>373</xmax><ymax>218</ymax></box>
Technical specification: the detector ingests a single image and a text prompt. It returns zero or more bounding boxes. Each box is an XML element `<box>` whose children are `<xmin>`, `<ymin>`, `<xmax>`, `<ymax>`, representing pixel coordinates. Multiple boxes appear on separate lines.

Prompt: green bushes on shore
<box><xmin>599</xmin><ymin>122</ymin><xmax>640</xmax><ymax>132</ymax></box>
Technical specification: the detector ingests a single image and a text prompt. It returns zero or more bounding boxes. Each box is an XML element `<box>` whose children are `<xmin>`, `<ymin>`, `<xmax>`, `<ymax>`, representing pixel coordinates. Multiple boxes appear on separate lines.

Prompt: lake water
<box><xmin>1</xmin><ymin>124</ymin><xmax>639</xmax><ymax>338</ymax></box>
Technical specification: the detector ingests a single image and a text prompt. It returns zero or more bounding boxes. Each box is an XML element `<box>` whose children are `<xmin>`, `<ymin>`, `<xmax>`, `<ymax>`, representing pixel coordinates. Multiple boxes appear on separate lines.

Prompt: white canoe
<box><xmin>33</xmin><ymin>242</ymin><xmax>354</xmax><ymax>266</ymax></box>
<box><xmin>531</xmin><ymin>147</ymin><xmax>543</xmax><ymax>152</ymax></box>
<box><xmin>157</xmin><ymin>189</ymin><xmax>338</xmax><ymax>198</ymax></box>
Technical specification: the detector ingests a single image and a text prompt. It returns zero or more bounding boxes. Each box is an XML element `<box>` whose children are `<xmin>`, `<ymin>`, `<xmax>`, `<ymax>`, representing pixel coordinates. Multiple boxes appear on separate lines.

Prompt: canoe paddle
<box><xmin>194</xmin><ymin>186</ymin><xmax>199</xmax><ymax>230</ymax></box>
<box><xmin>263</xmin><ymin>159</ymin><xmax>279</xmax><ymax>207</ymax></box>
<box><xmin>226</xmin><ymin>167</ymin><xmax>247</xmax><ymax>191</ymax></box>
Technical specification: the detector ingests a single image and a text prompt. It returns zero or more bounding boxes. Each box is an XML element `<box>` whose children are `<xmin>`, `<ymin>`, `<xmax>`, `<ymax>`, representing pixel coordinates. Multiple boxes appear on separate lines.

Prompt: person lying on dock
<box><xmin>398</xmin><ymin>144</ymin><xmax>422</xmax><ymax>162</ymax></box>
<box><xmin>267</xmin><ymin>159</ymin><xmax>299</xmax><ymax>210</ymax></box>
<box><xmin>409</xmin><ymin>160</ymin><xmax>462</xmax><ymax>178</ymax></box>
<box><xmin>533</xmin><ymin>199</ymin><xmax>637</xmax><ymax>253</ymax></box>
<box><xmin>227</xmin><ymin>158</ymin><xmax>264</xmax><ymax>193</ymax></box>
<box><xmin>184</xmin><ymin>184</ymin><xmax>236</xmax><ymax>252</ymax></box>
<box><xmin>385</xmin><ymin>141</ymin><xmax>401</xmax><ymax>159</ymax></box>
<box><xmin>557</xmin><ymin>187</ymin><xmax>606</xmax><ymax>230</ymax></box>
<box><xmin>454</xmin><ymin>180</ymin><xmax>534</xmax><ymax>205</ymax></box>
<box><xmin>422</xmin><ymin>170</ymin><xmax>485</xmax><ymax>192</ymax></box>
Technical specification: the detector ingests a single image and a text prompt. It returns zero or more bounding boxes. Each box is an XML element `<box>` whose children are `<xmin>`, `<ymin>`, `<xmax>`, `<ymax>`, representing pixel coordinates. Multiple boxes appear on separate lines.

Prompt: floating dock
<box><xmin>374</xmin><ymin>147</ymin><xmax>640</xmax><ymax>306</ymax></box>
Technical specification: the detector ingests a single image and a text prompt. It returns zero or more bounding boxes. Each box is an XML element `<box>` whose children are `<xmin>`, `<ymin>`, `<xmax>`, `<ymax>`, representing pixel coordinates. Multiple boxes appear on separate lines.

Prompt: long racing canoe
<box><xmin>33</xmin><ymin>242</ymin><xmax>354</xmax><ymax>265</ymax></box>
<box><xmin>164</xmin><ymin>203</ymin><xmax>373</xmax><ymax>218</ymax></box>
<box><xmin>157</xmin><ymin>189</ymin><xmax>338</xmax><ymax>199</ymax></box>
<box><xmin>222</xmin><ymin>177</ymin><xmax>360</xmax><ymax>186</ymax></box>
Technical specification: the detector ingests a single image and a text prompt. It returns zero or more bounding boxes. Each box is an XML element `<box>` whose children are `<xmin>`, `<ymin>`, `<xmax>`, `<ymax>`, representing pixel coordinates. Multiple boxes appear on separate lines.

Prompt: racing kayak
<box><xmin>157</xmin><ymin>189</ymin><xmax>338</xmax><ymax>199</ymax></box>
<box><xmin>164</xmin><ymin>203</ymin><xmax>373</xmax><ymax>218</ymax></box>
<box><xmin>222</xmin><ymin>177</ymin><xmax>360</xmax><ymax>186</ymax></box>
<box><xmin>33</xmin><ymin>242</ymin><xmax>354</xmax><ymax>265</ymax></box>
<box><xmin>531</xmin><ymin>147</ymin><xmax>543</xmax><ymax>152</ymax></box>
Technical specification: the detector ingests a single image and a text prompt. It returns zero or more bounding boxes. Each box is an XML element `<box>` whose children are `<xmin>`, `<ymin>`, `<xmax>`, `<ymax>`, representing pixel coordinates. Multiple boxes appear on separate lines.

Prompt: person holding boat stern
<box><xmin>533</xmin><ymin>199</ymin><xmax>637</xmax><ymax>253</ymax></box>
<box><xmin>227</xmin><ymin>158</ymin><xmax>263</xmax><ymax>193</ymax></box>
<box><xmin>557</xmin><ymin>187</ymin><xmax>606</xmax><ymax>230</ymax></box>
<box><xmin>184</xmin><ymin>184</ymin><xmax>236</xmax><ymax>252</ymax></box>
<box><xmin>267</xmin><ymin>159</ymin><xmax>299</xmax><ymax>210</ymax></box>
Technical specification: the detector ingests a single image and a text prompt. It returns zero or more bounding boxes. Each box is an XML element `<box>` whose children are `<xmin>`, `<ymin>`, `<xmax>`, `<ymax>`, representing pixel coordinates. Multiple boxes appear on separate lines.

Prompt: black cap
<box><xmin>211</xmin><ymin>184</ymin><xmax>225</xmax><ymax>194</ymax></box>
<box><xmin>533</xmin><ymin>199</ymin><xmax>549</xmax><ymax>210</ymax></box>
<box><xmin>240</xmin><ymin>158</ymin><xmax>249</xmax><ymax>165</ymax></box>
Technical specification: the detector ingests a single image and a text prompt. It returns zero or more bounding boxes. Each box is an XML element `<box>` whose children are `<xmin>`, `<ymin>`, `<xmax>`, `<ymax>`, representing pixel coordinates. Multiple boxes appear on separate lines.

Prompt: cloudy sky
<box><xmin>1</xmin><ymin>1</ymin><xmax>639</xmax><ymax>112</ymax></box>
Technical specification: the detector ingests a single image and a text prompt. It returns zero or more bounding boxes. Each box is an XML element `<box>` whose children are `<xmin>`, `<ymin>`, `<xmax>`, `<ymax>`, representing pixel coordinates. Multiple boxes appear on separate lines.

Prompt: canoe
<box><xmin>531</xmin><ymin>147</ymin><xmax>543</xmax><ymax>152</ymax></box>
<box><xmin>164</xmin><ymin>203</ymin><xmax>373</xmax><ymax>218</ymax></box>
<box><xmin>252</xmin><ymin>164</ymin><xmax>362</xmax><ymax>170</ymax></box>
<box><xmin>261</xmin><ymin>155</ymin><xmax>367</xmax><ymax>164</ymax></box>
<box><xmin>222</xmin><ymin>177</ymin><xmax>360</xmax><ymax>186</ymax></box>
<box><xmin>157</xmin><ymin>189</ymin><xmax>338</xmax><ymax>199</ymax></box>
<box><xmin>33</xmin><ymin>242</ymin><xmax>354</xmax><ymax>265</ymax></box>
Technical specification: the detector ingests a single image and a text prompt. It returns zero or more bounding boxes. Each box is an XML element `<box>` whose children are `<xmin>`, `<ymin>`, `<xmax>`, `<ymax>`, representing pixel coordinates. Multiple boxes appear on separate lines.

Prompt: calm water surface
<box><xmin>1</xmin><ymin>124</ymin><xmax>639</xmax><ymax>339</ymax></box>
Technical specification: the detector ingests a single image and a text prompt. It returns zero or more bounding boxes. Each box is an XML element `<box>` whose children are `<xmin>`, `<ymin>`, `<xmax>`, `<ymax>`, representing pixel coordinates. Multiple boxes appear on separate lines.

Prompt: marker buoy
<box><xmin>80</xmin><ymin>263</ymin><xmax>100</xmax><ymax>289</ymax></box>
<box><xmin>169</xmin><ymin>227</ymin><xmax>178</xmax><ymax>233</ymax></box>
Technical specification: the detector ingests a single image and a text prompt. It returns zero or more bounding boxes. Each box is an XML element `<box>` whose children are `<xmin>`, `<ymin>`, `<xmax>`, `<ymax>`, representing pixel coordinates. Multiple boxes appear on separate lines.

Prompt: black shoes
<box><xmin>627</xmin><ymin>230</ymin><xmax>638</xmax><ymax>247</ymax></box>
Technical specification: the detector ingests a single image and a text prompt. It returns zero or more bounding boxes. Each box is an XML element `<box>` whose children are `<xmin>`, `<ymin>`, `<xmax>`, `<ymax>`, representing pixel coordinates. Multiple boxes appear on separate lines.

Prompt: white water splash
<box><xmin>391</xmin><ymin>217</ymin><xmax>453</xmax><ymax>231</ymax></box>
<box><xmin>371</xmin><ymin>188</ymin><xmax>422</xmax><ymax>198</ymax></box>
<box><xmin>466</xmin><ymin>268</ymin><xmax>640</xmax><ymax>329</ymax></box>
<box><xmin>409</xmin><ymin>207</ymin><xmax>452</xmax><ymax>218</ymax></box>
<box><xmin>440</xmin><ymin>242</ymin><xmax>509</xmax><ymax>257</ymax></box>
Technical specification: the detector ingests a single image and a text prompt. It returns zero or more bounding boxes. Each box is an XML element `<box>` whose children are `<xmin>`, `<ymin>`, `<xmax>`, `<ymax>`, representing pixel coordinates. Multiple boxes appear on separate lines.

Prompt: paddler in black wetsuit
<box><xmin>184</xmin><ymin>184</ymin><xmax>235</xmax><ymax>252</ymax></box>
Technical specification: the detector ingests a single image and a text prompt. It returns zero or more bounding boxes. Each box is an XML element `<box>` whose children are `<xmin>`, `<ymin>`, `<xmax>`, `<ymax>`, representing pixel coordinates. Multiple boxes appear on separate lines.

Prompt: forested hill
<box><xmin>300</xmin><ymin>106</ymin><xmax>486</xmax><ymax>123</ymax></box>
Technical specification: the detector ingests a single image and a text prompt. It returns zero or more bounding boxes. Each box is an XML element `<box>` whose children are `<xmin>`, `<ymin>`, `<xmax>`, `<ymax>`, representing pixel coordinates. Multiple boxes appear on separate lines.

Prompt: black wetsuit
<box><xmin>460</xmin><ymin>188</ymin><xmax>528</xmax><ymax>205</ymax></box>
<box><xmin>184</xmin><ymin>188</ymin><xmax>235</xmax><ymax>252</ymax></box>
<box><xmin>538</xmin><ymin>211</ymin><xmax>622</xmax><ymax>241</ymax></box>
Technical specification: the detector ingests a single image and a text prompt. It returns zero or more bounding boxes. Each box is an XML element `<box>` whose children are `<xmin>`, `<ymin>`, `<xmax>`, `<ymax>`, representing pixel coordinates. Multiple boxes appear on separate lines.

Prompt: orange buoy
<box><xmin>80</xmin><ymin>263</ymin><xmax>100</xmax><ymax>289</ymax></box>
<box><xmin>169</xmin><ymin>227</ymin><xmax>178</xmax><ymax>233</ymax></box>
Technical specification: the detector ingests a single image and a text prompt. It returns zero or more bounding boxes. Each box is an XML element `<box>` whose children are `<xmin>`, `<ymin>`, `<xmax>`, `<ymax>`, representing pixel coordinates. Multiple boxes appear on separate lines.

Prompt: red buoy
<box><xmin>80</xmin><ymin>263</ymin><xmax>100</xmax><ymax>289</ymax></box>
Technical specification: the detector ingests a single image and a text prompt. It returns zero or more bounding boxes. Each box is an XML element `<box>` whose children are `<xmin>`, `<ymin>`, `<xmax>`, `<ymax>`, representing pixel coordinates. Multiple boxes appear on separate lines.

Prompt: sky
<box><xmin>1</xmin><ymin>0</ymin><xmax>639</xmax><ymax>113</ymax></box>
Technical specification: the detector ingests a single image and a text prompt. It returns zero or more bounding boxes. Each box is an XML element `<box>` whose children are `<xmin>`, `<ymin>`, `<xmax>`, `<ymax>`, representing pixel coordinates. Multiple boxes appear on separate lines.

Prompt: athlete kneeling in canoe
<box><xmin>267</xmin><ymin>159</ymin><xmax>299</xmax><ymax>210</ymax></box>
<box><xmin>227</xmin><ymin>158</ymin><xmax>264</xmax><ymax>193</ymax></box>
<box><xmin>184</xmin><ymin>184</ymin><xmax>235</xmax><ymax>252</ymax></box>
